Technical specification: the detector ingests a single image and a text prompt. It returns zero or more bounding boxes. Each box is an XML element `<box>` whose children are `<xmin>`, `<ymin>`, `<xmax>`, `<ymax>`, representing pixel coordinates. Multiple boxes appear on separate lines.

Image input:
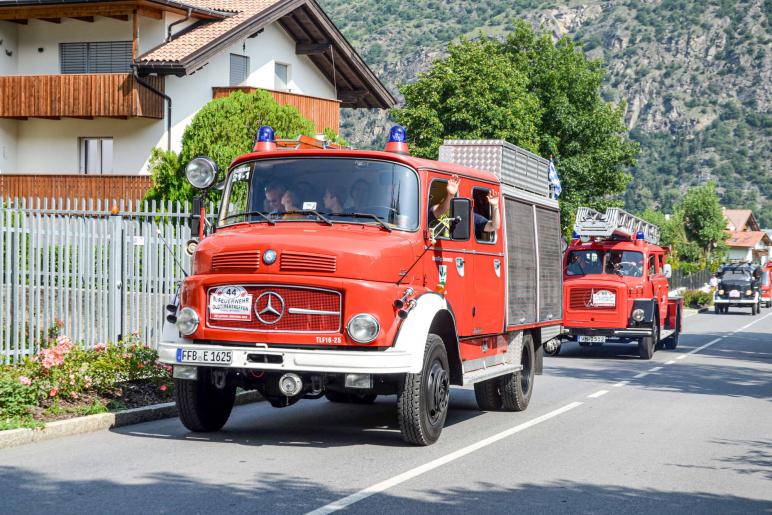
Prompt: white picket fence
<box><xmin>0</xmin><ymin>197</ymin><xmax>204</xmax><ymax>363</ymax></box>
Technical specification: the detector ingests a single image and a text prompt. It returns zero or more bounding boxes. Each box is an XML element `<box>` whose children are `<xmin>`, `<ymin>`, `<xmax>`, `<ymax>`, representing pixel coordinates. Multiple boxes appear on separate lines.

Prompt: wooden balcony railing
<box><xmin>0</xmin><ymin>74</ymin><xmax>165</xmax><ymax>119</ymax></box>
<box><xmin>0</xmin><ymin>175</ymin><xmax>154</xmax><ymax>202</ymax></box>
<box><xmin>212</xmin><ymin>87</ymin><xmax>340</xmax><ymax>133</ymax></box>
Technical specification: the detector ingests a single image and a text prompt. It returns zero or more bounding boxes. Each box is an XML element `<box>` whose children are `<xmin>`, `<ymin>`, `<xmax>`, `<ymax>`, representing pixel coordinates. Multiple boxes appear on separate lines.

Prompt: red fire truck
<box><xmin>761</xmin><ymin>263</ymin><xmax>772</xmax><ymax>309</ymax></box>
<box><xmin>545</xmin><ymin>208</ymin><xmax>683</xmax><ymax>359</ymax></box>
<box><xmin>158</xmin><ymin>127</ymin><xmax>564</xmax><ymax>445</ymax></box>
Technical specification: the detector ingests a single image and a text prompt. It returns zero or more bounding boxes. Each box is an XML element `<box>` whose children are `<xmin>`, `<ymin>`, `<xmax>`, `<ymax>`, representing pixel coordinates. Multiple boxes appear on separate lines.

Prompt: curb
<box><xmin>0</xmin><ymin>390</ymin><xmax>263</xmax><ymax>450</ymax></box>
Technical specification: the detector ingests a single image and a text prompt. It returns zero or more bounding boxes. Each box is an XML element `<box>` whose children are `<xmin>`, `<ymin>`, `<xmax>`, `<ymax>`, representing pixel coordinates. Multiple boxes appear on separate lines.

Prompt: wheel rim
<box><xmin>521</xmin><ymin>344</ymin><xmax>532</xmax><ymax>394</ymax></box>
<box><xmin>426</xmin><ymin>359</ymin><xmax>449</xmax><ymax>425</ymax></box>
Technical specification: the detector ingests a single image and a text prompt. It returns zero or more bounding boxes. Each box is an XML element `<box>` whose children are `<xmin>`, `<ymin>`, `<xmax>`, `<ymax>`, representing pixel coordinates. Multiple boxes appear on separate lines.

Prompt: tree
<box><xmin>145</xmin><ymin>90</ymin><xmax>317</xmax><ymax>202</ymax></box>
<box><xmin>391</xmin><ymin>22</ymin><xmax>639</xmax><ymax>232</ymax></box>
<box><xmin>679</xmin><ymin>181</ymin><xmax>728</xmax><ymax>266</ymax></box>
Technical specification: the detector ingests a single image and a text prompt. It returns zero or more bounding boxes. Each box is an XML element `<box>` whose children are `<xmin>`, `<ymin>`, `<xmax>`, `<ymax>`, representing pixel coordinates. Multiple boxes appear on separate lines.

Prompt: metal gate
<box><xmin>0</xmin><ymin>197</ymin><xmax>200</xmax><ymax>363</ymax></box>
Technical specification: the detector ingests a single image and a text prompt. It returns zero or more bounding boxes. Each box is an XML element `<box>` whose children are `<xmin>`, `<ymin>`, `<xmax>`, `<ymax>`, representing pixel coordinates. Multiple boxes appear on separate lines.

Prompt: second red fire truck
<box><xmin>546</xmin><ymin>208</ymin><xmax>683</xmax><ymax>359</ymax></box>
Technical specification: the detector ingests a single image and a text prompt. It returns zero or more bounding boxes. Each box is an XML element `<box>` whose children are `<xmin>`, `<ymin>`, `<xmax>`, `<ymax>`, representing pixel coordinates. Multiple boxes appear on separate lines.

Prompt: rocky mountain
<box><xmin>319</xmin><ymin>0</ymin><xmax>772</xmax><ymax>226</ymax></box>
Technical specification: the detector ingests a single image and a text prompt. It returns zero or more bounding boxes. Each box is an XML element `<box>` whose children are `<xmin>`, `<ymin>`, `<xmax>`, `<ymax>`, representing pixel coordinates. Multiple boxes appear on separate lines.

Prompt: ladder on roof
<box><xmin>574</xmin><ymin>207</ymin><xmax>660</xmax><ymax>244</ymax></box>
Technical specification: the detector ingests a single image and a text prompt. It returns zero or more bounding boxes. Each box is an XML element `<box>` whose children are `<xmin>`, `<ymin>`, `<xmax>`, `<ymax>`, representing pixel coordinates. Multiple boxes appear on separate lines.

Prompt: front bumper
<box><xmin>158</xmin><ymin>340</ymin><xmax>414</xmax><ymax>374</ymax></box>
<box><xmin>564</xmin><ymin>326</ymin><xmax>652</xmax><ymax>338</ymax></box>
<box><xmin>714</xmin><ymin>295</ymin><xmax>757</xmax><ymax>305</ymax></box>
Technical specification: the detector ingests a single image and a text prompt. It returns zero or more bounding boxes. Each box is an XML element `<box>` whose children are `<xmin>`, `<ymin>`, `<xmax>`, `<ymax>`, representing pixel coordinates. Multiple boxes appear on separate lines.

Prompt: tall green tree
<box><xmin>679</xmin><ymin>181</ymin><xmax>728</xmax><ymax>267</ymax></box>
<box><xmin>391</xmin><ymin>22</ymin><xmax>639</xmax><ymax>231</ymax></box>
<box><xmin>145</xmin><ymin>90</ymin><xmax>317</xmax><ymax>202</ymax></box>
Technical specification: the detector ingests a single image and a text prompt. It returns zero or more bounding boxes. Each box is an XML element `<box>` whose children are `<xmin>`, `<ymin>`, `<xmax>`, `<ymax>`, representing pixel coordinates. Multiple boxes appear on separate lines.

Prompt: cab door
<box><xmin>469</xmin><ymin>185</ymin><xmax>506</xmax><ymax>335</ymax></box>
<box><xmin>649</xmin><ymin>252</ymin><xmax>668</xmax><ymax>323</ymax></box>
<box><xmin>424</xmin><ymin>172</ymin><xmax>475</xmax><ymax>336</ymax></box>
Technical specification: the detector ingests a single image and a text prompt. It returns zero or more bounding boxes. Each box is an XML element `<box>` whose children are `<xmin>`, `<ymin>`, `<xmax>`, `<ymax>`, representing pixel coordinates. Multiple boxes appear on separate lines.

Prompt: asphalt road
<box><xmin>2</xmin><ymin>310</ymin><xmax>771</xmax><ymax>514</ymax></box>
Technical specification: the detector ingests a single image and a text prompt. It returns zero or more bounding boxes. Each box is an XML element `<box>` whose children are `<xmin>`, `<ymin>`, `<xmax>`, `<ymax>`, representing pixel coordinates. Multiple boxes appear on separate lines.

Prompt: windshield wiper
<box><xmin>325</xmin><ymin>212</ymin><xmax>392</xmax><ymax>232</ymax></box>
<box><xmin>221</xmin><ymin>211</ymin><xmax>276</xmax><ymax>225</ymax></box>
<box><xmin>281</xmin><ymin>210</ymin><xmax>333</xmax><ymax>226</ymax></box>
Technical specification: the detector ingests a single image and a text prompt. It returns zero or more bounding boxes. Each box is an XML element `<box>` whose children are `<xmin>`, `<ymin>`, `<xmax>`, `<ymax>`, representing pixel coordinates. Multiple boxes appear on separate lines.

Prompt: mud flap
<box><xmin>532</xmin><ymin>328</ymin><xmax>543</xmax><ymax>375</ymax></box>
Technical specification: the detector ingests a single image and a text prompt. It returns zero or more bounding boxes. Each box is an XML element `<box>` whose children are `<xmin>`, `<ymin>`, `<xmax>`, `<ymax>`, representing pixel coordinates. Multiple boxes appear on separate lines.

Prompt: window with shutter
<box><xmin>274</xmin><ymin>62</ymin><xmax>289</xmax><ymax>90</ymax></box>
<box><xmin>79</xmin><ymin>138</ymin><xmax>114</xmax><ymax>175</ymax></box>
<box><xmin>230</xmin><ymin>54</ymin><xmax>249</xmax><ymax>86</ymax></box>
<box><xmin>60</xmin><ymin>41</ymin><xmax>131</xmax><ymax>74</ymax></box>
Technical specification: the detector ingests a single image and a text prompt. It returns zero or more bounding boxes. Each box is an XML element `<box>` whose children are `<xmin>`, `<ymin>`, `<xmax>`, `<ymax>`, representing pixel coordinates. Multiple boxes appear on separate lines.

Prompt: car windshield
<box><xmin>218</xmin><ymin>157</ymin><xmax>420</xmax><ymax>231</ymax></box>
<box><xmin>566</xmin><ymin>250</ymin><xmax>603</xmax><ymax>276</ymax></box>
<box><xmin>604</xmin><ymin>250</ymin><xmax>644</xmax><ymax>277</ymax></box>
<box><xmin>722</xmin><ymin>270</ymin><xmax>751</xmax><ymax>281</ymax></box>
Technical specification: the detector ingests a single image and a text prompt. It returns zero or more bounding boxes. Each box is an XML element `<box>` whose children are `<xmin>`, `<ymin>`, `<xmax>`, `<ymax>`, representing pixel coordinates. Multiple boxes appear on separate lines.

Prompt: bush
<box><xmin>682</xmin><ymin>289</ymin><xmax>713</xmax><ymax>308</ymax></box>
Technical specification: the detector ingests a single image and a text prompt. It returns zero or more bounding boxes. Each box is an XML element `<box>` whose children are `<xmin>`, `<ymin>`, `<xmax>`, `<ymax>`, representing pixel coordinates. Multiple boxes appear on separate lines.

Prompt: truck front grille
<box><xmin>568</xmin><ymin>288</ymin><xmax>616</xmax><ymax>311</ymax></box>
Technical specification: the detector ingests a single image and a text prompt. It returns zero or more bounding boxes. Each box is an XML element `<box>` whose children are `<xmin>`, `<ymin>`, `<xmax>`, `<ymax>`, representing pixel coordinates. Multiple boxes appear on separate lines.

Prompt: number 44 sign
<box><xmin>209</xmin><ymin>286</ymin><xmax>253</xmax><ymax>321</ymax></box>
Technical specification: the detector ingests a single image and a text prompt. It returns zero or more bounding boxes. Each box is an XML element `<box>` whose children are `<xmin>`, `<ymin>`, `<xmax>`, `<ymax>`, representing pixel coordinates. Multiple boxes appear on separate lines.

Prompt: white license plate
<box><xmin>176</xmin><ymin>348</ymin><xmax>232</xmax><ymax>365</ymax></box>
<box><xmin>578</xmin><ymin>335</ymin><xmax>606</xmax><ymax>343</ymax></box>
<box><xmin>729</xmin><ymin>290</ymin><xmax>740</xmax><ymax>298</ymax></box>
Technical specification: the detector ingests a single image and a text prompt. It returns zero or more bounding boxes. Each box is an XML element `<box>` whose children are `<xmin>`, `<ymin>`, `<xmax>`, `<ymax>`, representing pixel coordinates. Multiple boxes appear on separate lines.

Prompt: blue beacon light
<box><xmin>636</xmin><ymin>231</ymin><xmax>645</xmax><ymax>240</ymax></box>
<box><xmin>385</xmin><ymin>125</ymin><xmax>409</xmax><ymax>155</ymax></box>
<box><xmin>254</xmin><ymin>125</ymin><xmax>277</xmax><ymax>151</ymax></box>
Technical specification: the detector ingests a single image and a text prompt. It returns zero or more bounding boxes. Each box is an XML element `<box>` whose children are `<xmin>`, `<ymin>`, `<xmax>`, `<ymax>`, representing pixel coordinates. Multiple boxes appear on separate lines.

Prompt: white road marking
<box><xmin>587</xmin><ymin>390</ymin><xmax>609</xmax><ymax>398</ymax></box>
<box><xmin>128</xmin><ymin>432</ymin><xmax>171</xmax><ymax>438</ymax></box>
<box><xmin>306</xmin><ymin>402</ymin><xmax>584</xmax><ymax>515</ymax></box>
<box><xmin>665</xmin><ymin>360</ymin><xmax>675</xmax><ymax>365</ymax></box>
<box><xmin>613</xmin><ymin>380</ymin><xmax>630</xmax><ymax>387</ymax></box>
<box><xmin>649</xmin><ymin>366</ymin><xmax>663</xmax><ymax>372</ymax></box>
<box><xmin>633</xmin><ymin>372</ymin><xmax>649</xmax><ymax>379</ymax></box>
<box><xmin>685</xmin><ymin>337</ymin><xmax>723</xmax><ymax>356</ymax></box>
<box><xmin>676</xmin><ymin>355</ymin><xmax>687</xmax><ymax>360</ymax></box>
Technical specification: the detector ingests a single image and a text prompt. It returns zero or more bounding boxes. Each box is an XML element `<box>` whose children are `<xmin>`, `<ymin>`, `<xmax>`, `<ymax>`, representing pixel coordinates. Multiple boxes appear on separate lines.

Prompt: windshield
<box><xmin>605</xmin><ymin>250</ymin><xmax>644</xmax><ymax>277</ymax></box>
<box><xmin>218</xmin><ymin>158</ymin><xmax>420</xmax><ymax>231</ymax></box>
<box><xmin>567</xmin><ymin>249</ymin><xmax>644</xmax><ymax>277</ymax></box>
<box><xmin>722</xmin><ymin>271</ymin><xmax>751</xmax><ymax>281</ymax></box>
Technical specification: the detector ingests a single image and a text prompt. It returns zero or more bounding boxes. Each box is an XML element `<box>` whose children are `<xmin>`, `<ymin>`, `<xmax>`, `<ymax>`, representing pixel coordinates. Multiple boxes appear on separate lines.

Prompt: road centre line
<box><xmin>306</xmin><ymin>402</ymin><xmax>584</xmax><ymax>515</ymax></box>
<box><xmin>665</xmin><ymin>360</ymin><xmax>675</xmax><ymax>365</ymax></box>
<box><xmin>613</xmin><ymin>380</ymin><xmax>630</xmax><ymax>387</ymax></box>
<box><xmin>633</xmin><ymin>372</ymin><xmax>649</xmax><ymax>379</ymax></box>
<box><xmin>587</xmin><ymin>390</ymin><xmax>609</xmax><ymax>398</ymax></box>
<box><xmin>649</xmin><ymin>366</ymin><xmax>663</xmax><ymax>372</ymax></box>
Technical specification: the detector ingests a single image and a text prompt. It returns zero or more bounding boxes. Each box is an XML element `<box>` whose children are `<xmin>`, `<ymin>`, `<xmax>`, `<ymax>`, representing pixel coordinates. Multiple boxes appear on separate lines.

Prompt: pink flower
<box><xmin>18</xmin><ymin>376</ymin><xmax>32</xmax><ymax>386</ymax></box>
<box><xmin>159</xmin><ymin>384</ymin><xmax>167</xmax><ymax>392</ymax></box>
<box><xmin>94</xmin><ymin>343</ymin><xmax>107</xmax><ymax>352</ymax></box>
<box><xmin>49</xmin><ymin>387</ymin><xmax>58</xmax><ymax>397</ymax></box>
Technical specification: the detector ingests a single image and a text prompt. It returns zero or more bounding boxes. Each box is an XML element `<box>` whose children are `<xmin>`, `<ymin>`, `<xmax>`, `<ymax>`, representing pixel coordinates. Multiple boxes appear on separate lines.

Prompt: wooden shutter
<box><xmin>61</xmin><ymin>41</ymin><xmax>131</xmax><ymax>74</ymax></box>
<box><xmin>230</xmin><ymin>54</ymin><xmax>249</xmax><ymax>86</ymax></box>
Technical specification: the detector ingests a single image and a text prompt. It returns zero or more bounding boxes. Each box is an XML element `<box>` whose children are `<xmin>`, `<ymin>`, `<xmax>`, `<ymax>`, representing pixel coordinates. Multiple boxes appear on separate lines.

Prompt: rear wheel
<box><xmin>500</xmin><ymin>333</ymin><xmax>535</xmax><ymax>412</ymax></box>
<box><xmin>175</xmin><ymin>368</ymin><xmax>236</xmax><ymax>432</ymax></box>
<box><xmin>664</xmin><ymin>309</ymin><xmax>681</xmax><ymax>350</ymax></box>
<box><xmin>397</xmin><ymin>334</ymin><xmax>450</xmax><ymax>446</ymax></box>
<box><xmin>474</xmin><ymin>378</ymin><xmax>502</xmax><ymax>411</ymax></box>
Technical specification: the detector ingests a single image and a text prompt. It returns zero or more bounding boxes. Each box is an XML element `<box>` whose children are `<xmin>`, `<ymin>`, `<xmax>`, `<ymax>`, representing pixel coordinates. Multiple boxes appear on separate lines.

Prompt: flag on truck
<box><xmin>548</xmin><ymin>159</ymin><xmax>562</xmax><ymax>198</ymax></box>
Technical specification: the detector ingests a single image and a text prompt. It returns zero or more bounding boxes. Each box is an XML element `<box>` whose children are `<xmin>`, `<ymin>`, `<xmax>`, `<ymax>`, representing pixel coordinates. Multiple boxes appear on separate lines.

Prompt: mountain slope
<box><xmin>319</xmin><ymin>0</ymin><xmax>772</xmax><ymax>225</ymax></box>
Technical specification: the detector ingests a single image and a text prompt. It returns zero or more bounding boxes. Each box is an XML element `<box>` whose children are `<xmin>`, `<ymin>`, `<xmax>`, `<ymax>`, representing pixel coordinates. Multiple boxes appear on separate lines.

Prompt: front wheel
<box><xmin>751</xmin><ymin>303</ymin><xmax>758</xmax><ymax>315</ymax></box>
<box><xmin>398</xmin><ymin>334</ymin><xmax>450</xmax><ymax>446</ymax></box>
<box><xmin>175</xmin><ymin>368</ymin><xmax>236</xmax><ymax>432</ymax></box>
<box><xmin>639</xmin><ymin>324</ymin><xmax>657</xmax><ymax>360</ymax></box>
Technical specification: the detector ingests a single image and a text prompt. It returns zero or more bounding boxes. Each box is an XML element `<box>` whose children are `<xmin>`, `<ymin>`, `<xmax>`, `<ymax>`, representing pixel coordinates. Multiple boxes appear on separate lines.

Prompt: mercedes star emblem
<box><xmin>255</xmin><ymin>291</ymin><xmax>285</xmax><ymax>324</ymax></box>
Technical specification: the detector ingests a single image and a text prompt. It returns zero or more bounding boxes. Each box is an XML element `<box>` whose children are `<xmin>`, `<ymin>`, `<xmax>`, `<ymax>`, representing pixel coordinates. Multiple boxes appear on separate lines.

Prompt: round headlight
<box><xmin>185</xmin><ymin>157</ymin><xmax>218</xmax><ymax>189</ymax></box>
<box><xmin>176</xmin><ymin>307</ymin><xmax>200</xmax><ymax>336</ymax></box>
<box><xmin>347</xmin><ymin>314</ymin><xmax>380</xmax><ymax>343</ymax></box>
<box><xmin>746</xmin><ymin>289</ymin><xmax>753</xmax><ymax>296</ymax></box>
<box><xmin>632</xmin><ymin>308</ymin><xmax>645</xmax><ymax>322</ymax></box>
<box><xmin>718</xmin><ymin>289</ymin><xmax>724</xmax><ymax>295</ymax></box>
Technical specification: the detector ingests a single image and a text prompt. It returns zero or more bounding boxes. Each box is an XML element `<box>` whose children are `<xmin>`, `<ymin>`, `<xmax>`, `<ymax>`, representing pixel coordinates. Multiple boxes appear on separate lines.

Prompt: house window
<box><xmin>229</xmin><ymin>54</ymin><xmax>249</xmax><ymax>86</ymax></box>
<box><xmin>60</xmin><ymin>42</ymin><xmax>132</xmax><ymax>74</ymax></box>
<box><xmin>274</xmin><ymin>62</ymin><xmax>289</xmax><ymax>90</ymax></box>
<box><xmin>79</xmin><ymin>138</ymin><xmax>113</xmax><ymax>175</ymax></box>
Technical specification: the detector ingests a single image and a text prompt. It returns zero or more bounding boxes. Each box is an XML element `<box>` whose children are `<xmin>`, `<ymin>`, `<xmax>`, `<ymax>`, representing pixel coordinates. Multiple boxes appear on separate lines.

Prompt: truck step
<box><xmin>462</xmin><ymin>363</ymin><xmax>522</xmax><ymax>386</ymax></box>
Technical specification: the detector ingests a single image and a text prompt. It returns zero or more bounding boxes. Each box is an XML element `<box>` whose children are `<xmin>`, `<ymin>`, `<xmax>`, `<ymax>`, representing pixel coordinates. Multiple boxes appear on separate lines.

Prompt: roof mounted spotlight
<box><xmin>254</xmin><ymin>125</ymin><xmax>277</xmax><ymax>152</ymax></box>
<box><xmin>384</xmin><ymin>125</ymin><xmax>409</xmax><ymax>155</ymax></box>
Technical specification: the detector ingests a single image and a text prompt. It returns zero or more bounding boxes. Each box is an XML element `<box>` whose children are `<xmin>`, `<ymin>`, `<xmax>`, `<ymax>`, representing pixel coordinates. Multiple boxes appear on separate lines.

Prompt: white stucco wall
<box><xmin>4</xmin><ymin>19</ymin><xmax>336</xmax><ymax>174</ymax></box>
<box><xmin>728</xmin><ymin>248</ymin><xmax>753</xmax><ymax>263</ymax></box>
<box><xmin>0</xmin><ymin>21</ymin><xmax>18</xmax><ymax>75</ymax></box>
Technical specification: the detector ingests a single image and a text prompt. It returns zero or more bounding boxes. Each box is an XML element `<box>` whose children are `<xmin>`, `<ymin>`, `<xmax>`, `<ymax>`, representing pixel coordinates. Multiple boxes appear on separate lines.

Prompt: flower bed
<box><xmin>0</xmin><ymin>329</ymin><xmax>172</xmax><ymax>431</ymax></box>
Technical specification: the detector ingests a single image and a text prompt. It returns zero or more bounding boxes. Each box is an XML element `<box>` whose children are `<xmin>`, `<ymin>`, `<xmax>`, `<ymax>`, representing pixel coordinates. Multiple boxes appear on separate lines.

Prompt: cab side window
<box><xmin>428</xmin><ymin>179</ymin><xmax>453</xmax><ymax>240</ymax></box>
<box><xmin>648</xmin><ymin>254</ymin><xmax>657</xmax><ymax>276</ymax></box>
<box><xmin>472</xmin><ymin>187</ymin><xmax>496</xmax><ymax>244</ymax></box>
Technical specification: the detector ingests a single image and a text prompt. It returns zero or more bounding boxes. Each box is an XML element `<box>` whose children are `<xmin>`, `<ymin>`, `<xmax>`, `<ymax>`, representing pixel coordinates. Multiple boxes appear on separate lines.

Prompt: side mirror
<box><xmin>450</xmin><ymin>197</ymin><xmax>471</xmax><ymax>241</ymax></box>
<box><xmin>663</xmin><ymin>263</ymin><xmax>672</xmax><ymax>279</ymax></box>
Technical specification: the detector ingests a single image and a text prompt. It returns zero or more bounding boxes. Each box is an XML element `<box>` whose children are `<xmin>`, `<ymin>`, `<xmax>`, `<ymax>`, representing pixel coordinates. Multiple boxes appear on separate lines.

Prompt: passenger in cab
<box><xmin>430</xmin><ymin>175</ymin><xmax>500</xmax><ymax>238</ymax></box>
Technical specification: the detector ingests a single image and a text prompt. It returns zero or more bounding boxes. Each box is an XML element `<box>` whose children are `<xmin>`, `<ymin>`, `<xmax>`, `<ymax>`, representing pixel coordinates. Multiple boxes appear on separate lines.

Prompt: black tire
<box><xmin>174</xmin><ymin>369</ymin><xmax>236</xmax><ymax>432</ymax></box>
<box><xmin>500</xmin><ymin>333</ymin><xmax>535</xmax><ymax>412</ymax></box>
<box><xmin>325</xmin><ymin>391</ymin><xmax>377</xmax><ymax>404</ymax></box>
<box><xmin>639</xmin><ymin>323</ymin><xmax>657</xmax><ymax>360</ymax></box>
<box><xmin>664</xmin><ymin>310</ymin><xmax>680</xmax><ymax>350</ymax></box>
<box><xmin>397</xmin><ymin>334</ymin><xmax>450</xmax><ymax>446</ymax></box>
<box><xmin>751</xmin><ymin>303</ymin><xmax>758</xmax><ymax>316</ymax></box>
<box><xmin>474</xmin><ymin>378</ymin><xmax>502</xmax><ymax>411</ymax></box>
<box><xmin>714</xmin><ymin>305</ymin><xmax>720</xmax><ymax>314</ymax></box>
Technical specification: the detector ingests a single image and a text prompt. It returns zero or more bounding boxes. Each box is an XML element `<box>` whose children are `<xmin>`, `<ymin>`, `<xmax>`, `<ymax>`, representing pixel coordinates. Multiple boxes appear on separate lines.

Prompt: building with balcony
<box><xmin>723</xmin><ymin>209</ymin><xmax>772</xmax><ymax>265</ymax></box>
<box><xmin>0</xmin><ymin>0</ymin><xmax>394</xmax><ymax>201</ymax></box>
